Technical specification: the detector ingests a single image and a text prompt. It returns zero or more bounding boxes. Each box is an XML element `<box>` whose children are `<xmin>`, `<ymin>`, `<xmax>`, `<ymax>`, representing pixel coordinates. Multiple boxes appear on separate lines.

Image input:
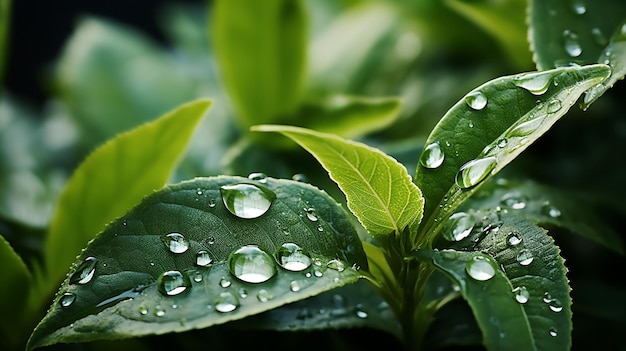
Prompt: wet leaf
<box><xmin>413</xmin><ymin>64</ymin><xmax>610</xmax><ymax>244</ymax></box>
<box><xmin>27</xmin><ymin>176</ymin><xmax>367</xmax><ymax>349</ymax></box>
<box><xmin>414</xmin><ymin>211</ymin><xmax>571</xmax><ymax>351</ymax></box>
<box><xmin>252</xmin><ymin>125</ymin><xmax>424</xmax><ymax>240</ymax></box>
<box><xmin>0</xmin><ymin>234</ymin><xmax>31</xmax><ymax>347</ymax></box>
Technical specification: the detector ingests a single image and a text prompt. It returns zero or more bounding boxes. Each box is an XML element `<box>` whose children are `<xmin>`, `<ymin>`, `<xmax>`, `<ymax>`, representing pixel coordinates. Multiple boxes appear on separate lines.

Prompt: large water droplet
<box><xmin>59</xmin><ymin>292</ymin><xmax>76</xmax><ymax>307</ymax></box>
<box><xmin>455</xmin><ymin>157</ymin><xmax>497</xmax><ymax>189</ymax></box>
<box><xmin>214</xmin><ymin>291</ymin><xmax>239</xmax><ymax>312</ymax></box>
<box><xmin>562</xmin><ymin>30</ymin><xmax>583</xmax><ymax>57</ymax></box>
<box><xmin>70</xmin><ymin>256</ymin><xmax>98</xmax><ymax>285</ymax></box>
<box><xmin>514</xmin><ymin>71</ymin><xmax>555</xmax><ymax>95</ymax></box>
<box><xmin>465</xmin><ymin>255</ymin><xmax>496</xmax><ymax>281</ymax></box>
<box><xmin>158</xmin><ymin>270</ymin><xmax>191</xmax><ymax>296</ymax></box>
<box><xmin>465</xmin><ymin>91</ymin><xmax>488</xmax><ymax>110</ymax></box>
<box><xmin>442</xmin><ymin>212</ymin><xmax>475</xmax><ymax>242</ymax></box>
<box><xmin>220</xmin><ymin>183</ymin><xmax>275</xmax><ymax>219</ymax></box>
<box><xmin>512</xmin><ymin>286</ymin><xmax>529</xmax><ymax>304</ymax></box>
<box><xmin>161</xmin><ymin>232</ymin><xmax>189</xmax><ymax>254</ymax></box>
<box><xmin>516</xmin><ymin>249</ymin><xmax>534</xmax><ymax>266</ymax></box>
<box><xmin>547</xmin><ymin>99</ymin><xmax>562</xmax><ymax>113</ymax></box>
<box><xmin>195</xmin><ymin>250</ymin><xmax>213</xmax><ymax>267</ymax></box>
<box><xmin>275</xmin><ymin>243</ymin><xmax>312</xmax><ymax>272</ymax></box>
<box><xmin>506</xmin><ymin>115</ymin><xmax>545</xmax><ymax>138</ymax></box>
<box><xmin>327</xmin><ymin>259</ymin><xmax>345</xmax><ymax>272</ymax></box>
<box><xmin>228</xmin><ymin>245</ymin><xmax>277</xmax><ymax>283</ymax></box>
<box><xmin>420</xmin><ymin>142</ymin><xmax>445</xmax><ymax>169</ymax></box>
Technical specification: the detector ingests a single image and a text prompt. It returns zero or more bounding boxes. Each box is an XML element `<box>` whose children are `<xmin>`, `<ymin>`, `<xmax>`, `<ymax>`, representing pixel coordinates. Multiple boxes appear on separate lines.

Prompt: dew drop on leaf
<box><xmin>326</xmin><ymin>259</ymin><xmax>346</xmax><ymax>272</ymax></box>
<box><xmin>465</xmin><ymin>255</ymin><xmax>496</xmax><ymax>281</ymax></box>
<box><xmin>506</xmin><ymin>231</ymin><xmax>523</xmax><ymax>246</ymax></box>
<box><xmin>157</xmin><ymin>270</ymin><xmax>191</xmax><ymax>296</ymax></box>
<box><xmin>591</xmin><ymin>28</ymin><xmax>608</xmax><ymax>46</ymax></box>
<box><xmin>256</xmin><ymin>289</ymin><xmax>274</xmax><ymax>302</ymax></box>
<box><xmin>562</xmin><ymin>30</ymin><xmax>583</xmax><ymax>57</ymax></box>
<box><xmin>304</xmin><ymin>208</ymin><xmax>318</xmax><ymax>222</ymax></box>
<box><xmin>500</xmin><ymin>193</ymin><xmax>528</xmax><ymax>209</ymax></box>
<box><xmin>247</xmin><ymin>172</ymin><xmax>268</xmax><ymax>183</ymax></box>
<box><xmin>541</xmin><ymin>202</ymin><xmax>562</xmax><ymax>218</ymax></box>
<box><xmin>154</xmin><ymin>305</ymin><xmax>165</xmax><ymax>317</ymax></box>
<box><xmin>59</xmin><ymin>292</ymin><xmax>76</xmax><ymax>307</ymax></box>
<box><xmin>275</xmin><ymin>242</ymin><xmax>312</xmax><ymax>271</ymax></box>
<box><xmin>220</xmin><ymin>183</ymin><xmax>276</xmax><ymax>219</ymax></box>
<box><xmin>506</xmin><ymin>115</ymin><xmax>545</xmax><ymax>138</ymax></box>
<box><xmin>442</xmin><ymin>212</ymin><xmax>475</xmax><ymax>242</ymax></box>
<box><xmin>195</xmin><ymin>250</ymin><xmax>213</xmax><ymax>267</ymax></box>
<box><xmin>70</xmin><ymin>256</ymin><xmax>98</xmax><ymax>285</ymax></box>
<box><xmin>291</xmin><ymin>173</ymin><xmax>308</xmax><ymax>182</ymax></box>
<box><xmin>455</xmin><ymin>157</ymin><xmax>497</xmax><ymax>189</ymax></box>
<box><xmin>420</xmin><ymin>142</ymin><xmax>445</xmax><ymax>169</ymax></box>
<box><xmin>513</xmin><ymin>70</ymin><xmax>556</xmax><ymax>95</ymax></box>
<box><xmin>547</xmin><ymin>99</ymin><xmax>562</xmax><ymax>113</ymax></box>
<box><xmin>228</xmin><ymin>245</ymin><xmax>277</xmax><ymax>283</ymax></box>
<box><xmin>512</xmin><ymin>286</ymin><xmax>529</xmax><ymax>304</ymax></box>
<box><xmin>465</xmin><ymin>90</ymin><xmax>488</xmax><ymax>110</ymax></box>
<box><xmin>571</xmin><ymin>0</ymin><xmax>586</xmax><ymax>14</ymax></box>
<box><xmin>214</xmin><ymin>292</ymin><xmax>239</xmax><ymax>312</ymax></box>
<box><xmin>161</xmin><ymin>232</ymin><xmax>189</xmax><ymax>254</ymax></box>
<box><xmin>516</xmin><ymin>249</ymin><xmax>534</xmax><ymax>266</ymax></box>
<box><xmin>549</xmin><ymin>328</ymin><xmax>558</xmax><ymax>337</ymax></box>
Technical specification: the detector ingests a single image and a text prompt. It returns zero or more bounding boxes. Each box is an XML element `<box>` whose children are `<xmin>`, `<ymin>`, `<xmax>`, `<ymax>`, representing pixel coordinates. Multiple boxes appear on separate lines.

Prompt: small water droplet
<box><xmin>327</xmin><ymin>259</ymin><xmax>345</xmax><ymax>272</ymax></box>
<box><xmin>455</xmin><ymin>157</ymin><xmax>497</xmax><ymax>189</ymax></box>
<box><xmin>465</xmin><ymin>255</ymin><xmax>496</xmax><ymax>281</ymax></box>
<box><xmin>549</xmin><ymin>328</ymin><xmax>558</xmax><ymax>337</ymax></box>
<box><xmin>355</xmin><ymin>305</ymin><xmax>368</xmax><ymax>318</ymax></box>
<box><xmin>238</xmin><ymin>288</ymin><xmax>248</xmax><ymax>298</ymax></box>
<box><xmin>512</xmin><ymin>286</ymin><xmax>529</xmax><ymax>304</ymax></box>
<box><xmin>465</xmin><ymin>90</ymin><xmax>488</xmax><ymax>110</ymax></box>
<box><xmin>195</xmin><ymin>250</ymin><xmax>213</xmax><ymax>267</ymax></box>
<box><xmin>60</xmin><ymin>292</ymin><xmax>76</xmax><ymax>307</ymax></box>
<box><xmin>506</xmin><ymin>231</ymin><xmax>523</xmax><ymax>246</ymax></box>
<box><xmin>228</xmin><ymin>245</ymin><xmax>277</xmax><ymax>283</ymax></box>
<box><xmin>154</xmin><ymin>305</ymin><xmax>165</xmax><ymax>316</ymax></box>
<box><xmin>562</xmin><ymin>30</ymin><xmax>583</xmax><ymax>57</ymax></box>
<box><xmin>214</xmin><ymin>292</ymin><xmax>239</xmax><ymax>312</ymax></box>
<box><xmin>291</xmin><ymin>173</ymin><xmax>308</xmax><ymax>182</ymax></box>
<box><xmin>571</xmin><ymin>0</ymin><xmax>586</xmax><ymax>14</ymax></box>
<box><xmin>220</xmin><ymin>183</ymin><xmax>275</xmax><ymax>219</ymax></box>
<box><xmin>290</xmin><ymin>280</ymin><xmax>304</xmax><ymax>292</ymax></box>
<box><xmin>161</xmin><ymin>232</ymin><xmax>189</xmax><ymax>254</ymax></box>
<box><xmin>138</xmin><ymin>305</ymin><xmax>148</xmax><ymax>315</ymax></box>
<box><xmin>193</xmin><ymin>272</ymin><xmax>203</xmax><ymax>283</ymax></box>
<box><xmin>591</xmin><ymin>28</ymin><xmax>608</xmax><ymax>46</ymax></box>
<box><xmin>442</xmin><ymin>212</ymin><xmax>475</xmax><ymax>242</ymax></box>
<box><xmin>547</xmin><ymin>99</ymin><xmax>562</xmax><ymax>113</ymax></box>
<box><xmin>514</xmin><ymin>71</ymin><xmax>556</xmax><ymax>95</ymax></box>
<box><xmin>506</xmin><ymin>115</ymin><xmax>545</xmax><ymax>138</ymax></box>
<box><xmin>541</xmin><ymin>202</ymin><xmax>562</xmax><ymax>218</ymax></box>
<box><xmin>501</xmin><ymin>193</ymin><xmax>528</xmax><ymax>209</ymax></box>
<box><xmin>420</xmin><ymin>142</ymin><xmax>445</xmax><ymax>169</ymax></box>
<box><xmin>157</xmin><ymin>270</ymin><xmax>191</xmax><ymax>296</ymax></box>
<box><xmin>516</xmin><ymin>249</ymin><xmax>534</xmax><ymax>266</ymax></box>
<box><xmin>248</xmin><ymin>172</ymin><xmax>268</xmax><ymax>183</ymax></box>
<box><xmin>219</xmin><ymin>277</ymin><xmax>231</xmax><ymax>288</ymax></box>
<box><xmin>497</xmin><ymin>138</ymin><xmax>507</xmax><ymax>148</ymax></box>
<box><xmin>257</xmin><ymin>289</ymin><xmax>274</xmax><ymax>302</ymax></box>
<box><xmin>275</xmin><ymin>243</ymin><xmax>312</xmax><ymax>271</ymax></box>
<box><xmin>304</xmin><ymin>208</ymin><xmax>318</xmax><ymax>222</ymax></box>
<box><xmin>70</xmin><ymin>256</ymin><xmax>98</xmax><ymax>285</ymax></box>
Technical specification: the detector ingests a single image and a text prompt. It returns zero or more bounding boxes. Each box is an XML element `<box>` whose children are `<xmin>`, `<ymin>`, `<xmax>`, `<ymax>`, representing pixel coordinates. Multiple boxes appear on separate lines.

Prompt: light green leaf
<box><xmin>252</xmin><ymin>125</ymin><xmax>424</xmax><ymax>241</ymax></box>
<box><xmin>414</xmin><ymin>211</ymin><xmax>571</xmax><ymax>351</ymax></box>
<box><xmin>0</xmin><ymin>234</ymin><xmax>31</xmax><ymax>348</ymax></box>
<box><xmin>211</xmin><ymin>0</ymin><xmax>307</xmax><ymax>127</ymax></box>
<box><xmin>528</xmin><ymin>0</ymin><xmax>626</xmax><ymax>69</ymax></box>
<box><xmin>413</xmin><ymin>64</ymin><xmax>610</xmax><ymax>244</ymax></box>
<box><xmin>42</xmin><ymin>99</ymin><xmax>211</xmax><ymax>299</ymax></box>
<box><xmin>27</xmin><ymin>176</ymin><xmax>367</xmax><ymax>349</ymax></box>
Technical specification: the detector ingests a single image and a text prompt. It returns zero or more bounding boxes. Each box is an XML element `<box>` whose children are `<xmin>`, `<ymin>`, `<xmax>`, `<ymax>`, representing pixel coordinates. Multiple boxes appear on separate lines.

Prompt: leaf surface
<box><xmin>413</xmin><ymin>64</ymin><xmax>610</xmax><ymax>244</ymax></box>
<box><xmin>0</xmin><ymin>234</ymin><xmax>31</xmax><ymax>345</ymax></box>
<box><xmin>28</xmin><ymin>176</ymin><xmax>367</xmax><ymax>349</ymax></box>
<box><xmin>252</xmin><ymin>125</ymin><xmax>424</xmax><ymax>240</ymax></box>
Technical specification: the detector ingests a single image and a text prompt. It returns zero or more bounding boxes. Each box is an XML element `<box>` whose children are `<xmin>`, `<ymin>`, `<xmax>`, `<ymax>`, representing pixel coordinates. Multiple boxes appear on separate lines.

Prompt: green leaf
<box><xmin>211</xmin><ymin>0</ymin><xmax>307</xmax><ymax>127</ymax></box>
<box><xmin>0</xmin><ymin>234</ymin><xmax>31</xmax><ymax>347</ymax></box>
<box><xmin>27</xmin><ymin>176</ymin><xmax>367</xmax><ymax>349</ymax></box>
<box><xmin>0</xmin><ymin>0</ymin><xmax>10</xmax><ymax>85</ymax></box>
<box><xmin>528</xmin><ymin>0</ymin><xmax>626</xmax><ymax>69</ymax></box>
<box><xmin>414</xmin><ymin>211</ymin><xmax>572</xmax><ymax>351</ymax></box>
<box><xmin>413</xmin><ymin>64</ymin><xmax>610</xmax><ymax>243</ymax></box>
<box><xmin>461</xmin><ymin>178</ymin><xmax>624</xmax><ymax>254</ymax></box>
<box><xmin>42</xmin><ymin>99</ymin><xmax>211</xmax><ymax>299</ymax></box>
<box><xmin>252</xmin><ymin>125</ymin><xmax>424</xmax><ymax>241</ymax></box>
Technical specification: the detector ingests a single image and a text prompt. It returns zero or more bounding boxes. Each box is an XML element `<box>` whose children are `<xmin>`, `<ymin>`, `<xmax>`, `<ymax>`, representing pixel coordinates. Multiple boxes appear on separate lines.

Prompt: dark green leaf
<box><xmin>27</xmin><ymin>176</ymin><xmax>367</xmax><ymax>349</ymax></box>
<box><xmin>0</xmin><ymin>234</ymin><xmax>31</xmax><ymax>346</ymax></box>
<box><xmin>413</xmin><ymin>64</ymin><xmax>610</xmax><ymax>244</ymax></box>
<box><xmin>414</xmin><ymin>211</ymin><xmax>571</xmax><ymax>350</ymax></box>
<box><xmin>0</xmin><ymin>0</ymin><xmax>10</xmax><ymax>85</ymax></box>
<box><xmin>43</xmin><ymin>99</ymin><xmax>211</xmax><ymax>299</ymax></box>
<box><xmin>211</xmin><ymin>0</ymin><xmax>307</xmax><ymax>127</ymax></box>
<box><xmin>528</xmin><ymin>0</ymin><xmax>626</xmax><ymax>69</ymax></box>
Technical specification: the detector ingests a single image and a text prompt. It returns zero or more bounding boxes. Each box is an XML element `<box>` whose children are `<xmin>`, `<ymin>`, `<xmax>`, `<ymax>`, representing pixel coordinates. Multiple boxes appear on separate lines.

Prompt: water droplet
<box><xmin>275</xmin><ymin>243</ymin><xmax>312</xmax><ymax>271</ymax></box>
<box><xmin>516</xmin><ymin>249</ymin><xmax>534</xmax><ymax>266</ymax></box>
<box><xmin>157</xmin><ymin>270</ymin><xmax>191</xmax><ymax>296</ymax></box>
<box><xmin>195</xmin><ymin>250</ymin><xmax>213</xmax><ymax>267</ymax></box>
<box><xmin>571</xmin><ymin>0</ymin><xmax>586</xmax><ymax>14</ymax></box>
<box><xmin>549</xmin><ymin>328</ymin><xmax>558</xmax><ymax>337</ymax></box>
<box><xmin>543</xmin><ymin>293</ymin><xmax>564</xmax><ymax>312</ymax></box>
<box><xmin>70</xmin><ymin>256</ymin><xmax>98</xmax><ymax>285</ymax></box>
<box><xmin>220</xmin><ymin>183</ymin><xmax>276</xmax><ymax>219</ymax></box>
<box><xmin>541</xmin><ymin>202</ymin><xmax>562</xmax><ymax>218</ymax></box>
<box><xmin>193</xmin><ymin>272</ymin><xmax>203</xmax><ymax>283</ymax></box>
<box><xmin>327</xmin><ymin>259</ymin><xmax>345</xmax><ymax>272</ymax></box>
<box><xmin>506</xmin><ymin>115</ymin><xmax>545</xmax><ymax>138</ymax></box>
<box><xmin>562</xmin><ymin>30</ymin><xmax>582</xmax><ymax>57</ymax></box>
<box><xmin>442</xmin><ymin>212</ymin><xmax>475</xmax><ymax>242</ymax></box>
<box><xmin>501</xmin><ymin>193</ymin><xmax>528</xmax><ymax>209</ymax></box>
<box><xmin>514</xmin><ymin>71</ymin><xmax>555</xmax><ymax>95</ymax></box>
<box><xmin>512</xmin><ymin>286</ymin><xmax>529</xmax><ymax>304</ymax></box>
<box><xmin>291</xmin><ymin>173</ymin><xmax>308</xmax><ymax>182</ymax></box>
<box><xmin>138</xmin><ymin>305</ymin><xmax>148</xmax><ymax>315</ymax></box>
<box><xmin>465</xmin><ymin>90</ymin><xmax>488</xmax><ymax>110</ymax></box>
<box><xmin>497</xmin><ymin>138</ymin><xmax>507</xmax><ymax>148</ymax></box>
<box><xmin>257</xmin><ymin>289</ymin><xmax>274</xmax><ymax>302</ymax></box>
<box><xmin>455</xmin><ymin>157</ymin><xmax>497</xmax><ymax>189</ymax></box>
<box><xmin>420</xmin><ymin>142</ymin><xmax>445</xmax><ymax>169</ymax></box>
<box><xmin>161</xmin><ymin>232</ymin><xmax>189</xmax><ymax>254</ymax></box>
<box><xmin>506</xmin><ymin>231</ymin><xmax>522</xmax><ymax>246</ymax></box>
<box><xmin>591</xmin><ymin>28</ymin><xmax>608</xmax><ymax>46</ymax></box>
<box><xmin>290</xmin><ymin>280</ymin><xmax>304</xmax><ymax>292</ymax></box>
<box><xmin>304</xmin><ymin>208</ymin><xmax>318</xmax><ymax>222</ymax></box>
<box><xmin>547</xmin><ymin>99</ymin><xmax>562</xmax><ymax>113</ymax></box>
<box><xmin>154</xmin><ymin>305</ymin><xmax>166</xmax><ymax>317</ymax></box>
<box><xmin>248</xmin><ymin>172</ymin><xmax>268</xmax><ymax>183</ymax></box>
<box><xmin>228</xmin><ymin>245</ymin><xmax>277</xmax><ymax>283</ymax></box>
<box><xmin>355</xmin><ymin>305</ymin><xmax>368</xmax><ymax>318</ymax></box>
<box><xmin>465</xmin><ymin>255</ymin><xmax>496</xmax><ymax>281</ymax></box>
<box><xmin>214</xmin><ymin>292</ymin><xmax>239</xmax><ymax>313</ymax></box>
<box><xmin>60</xmin><ymin>292</ymin><xmax>76</xmax><ymax>307</ymax></box>
<box><xmin>219</xmin><ymin>277</ymin><xmax>231</xmax><ymax>288</ymax></box>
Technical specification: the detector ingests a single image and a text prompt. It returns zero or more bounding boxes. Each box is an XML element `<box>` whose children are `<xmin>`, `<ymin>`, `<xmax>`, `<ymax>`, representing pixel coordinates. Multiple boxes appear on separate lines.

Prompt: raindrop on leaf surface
<box><xmin>161</xmin><ymin>232</ymin><xmax>189</xmax><ymax>254</ymax></box>
<box><xmin>420</xmin><ymin>142</ymin><xmax>445</xmax><ymax>169</ymax></box>
<box><xmin>220</xmin><ymin>183</ymin><xmax>275</xmax><ymax>219</ymax></box>
<box><xmin>214</xmin><ymin>292</ymin><xmax>239</xmax><ymax>312</ymax></box>
<box><xmin>465</xmin><ymin>90</ymin><xmax>488</xmax><ymax>110</ymax></box>
<box><xmin>59</xmin><ymin>292</ymin><xmax>76</xmax><ymax>307</ymax></box>
<box><xmin>157</xmin><ymin>270</ymin><xmax>191</xmax><ymax>296</ymax></box>
<box><xmin>195</xmin><ymin>250</ymin><xmax>213</xmax><ymax>267</ymax></box>
<box><xmin>465</xmin><ymin>255</ymin><xmax>496</xmax><ymax>281</ymax></box>
<box><xmin>275</xmin><ymin>243</ymin><xmax>312</xmax><ymax>271</ymax></box>
<box><xmin>442</xmin><ymin>212</ymin><xmax>475</xmax><ymax>242</ymax></box>
<box><xmin>70</xmin><ymin>256</ymin><xmax>98</xmax><ymax>285</ymax></box>
<box><xmin>514</xmin><ymin>71</ymin><xmax>556</xmax><ymax>95</ymax></box>
<box><xmin>228</xmin><ymin>245</ymin><xmax>277</xmax><ymax>283</ymax></box>
<box><xmin>455</xmin><ymin>157</ymin><xmax>497</xmax><ymax>189</ymax></box>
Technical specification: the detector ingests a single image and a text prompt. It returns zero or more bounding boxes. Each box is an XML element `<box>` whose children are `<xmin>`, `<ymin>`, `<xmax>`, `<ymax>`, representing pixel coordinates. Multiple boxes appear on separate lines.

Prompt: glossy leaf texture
<box><xmin>413</xmin><ymin>64</ymin><xmax>610</xmax><ymax>244</ymax></box>
<box><xmin>27</xmin><ymin>176</ymin><xmax>368</xmax><ymax>349</ymax></box>
<box><xmin>528</xmin><ymin>0</ymin><xmax>626</xmax><ymax>69</ymax></box>
<box><xmin>0</xmin><ymin>234</ymin><xmax>31</xmax><ymax>347</ymax></box>
<box><xmin>211</xmin><ymin>0</ymin><xmax>307</xmax><ymax>128</ymax></box>
<box><xmin>43</xmin><ymin>99</ymin><xmax>211</xmax><ymax>299</ymax></box>
<box><xmin>461</xmin><ymin>178</ymin><xmax>624</xmax><ymax>254</ymax></box>
<box><xmin>414</xmin><ymin>210</ymin><xmax>571</xmax><ymax>351</ymax></box>
<box><xmin>252</xmin><ymin>125</ymin><xmax>424</xmax><ymax>240</ymax></box>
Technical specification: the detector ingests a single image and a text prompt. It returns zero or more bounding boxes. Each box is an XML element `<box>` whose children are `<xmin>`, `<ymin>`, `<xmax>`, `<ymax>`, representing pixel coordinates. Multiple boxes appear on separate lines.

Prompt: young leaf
<box><xmin>528</xmin><ymin>0</ymin><xmax>626</xmax><ymax>69</ymax></box>
<box><xmin>252</xmin><ymin>125</ymin><xmax>424</xmax><ymax>241</ymax></box>
<box><xmin>211</xmin><ymin>0</ymin><xmax>307</xmax><ymax>127</ymax></box>
<box><xmin>414</xmin><ymin>211</ymin><xmax>572</xmax><ymax>351</ymax></box>
<box><xmin>0</xmin><ymin>0</ymin><xmax>10</xmax><ymax>86</ymax></box>
<box><xmin>27</xmin><ymin>176</ymin><xmax>367</xmax><ymax>349</ymax></box>
<box><xmin>43</xmin><ymin>99</ymin><xmax>211</xmax><ymax>298</ymax></box>
<box><xmin>413</xmin><ymin>64</ymin><xmax>610</xmax><ymax>242</ymax></box>
<box><xmin>0</xmin><ymin>234</ymin><xmax>31</xmax><ymax>347</ymax></box>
